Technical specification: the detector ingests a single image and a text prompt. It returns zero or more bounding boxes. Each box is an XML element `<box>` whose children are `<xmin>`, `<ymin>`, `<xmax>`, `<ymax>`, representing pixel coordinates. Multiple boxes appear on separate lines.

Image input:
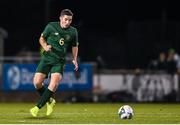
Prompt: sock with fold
<box><xmin>37</xmin><ymin>86</ymin><xmax>46</xmax><ymax>96</ymax></box>
<box><xmin>36</xmin><ymin>88</ymin><xmax>54</xmax><ymax>109</ymax></box>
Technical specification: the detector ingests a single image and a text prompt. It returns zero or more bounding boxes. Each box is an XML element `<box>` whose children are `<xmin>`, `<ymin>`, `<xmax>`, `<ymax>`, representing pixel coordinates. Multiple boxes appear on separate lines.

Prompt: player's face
<box><xmin>60</xmin><ymin>15</ymin><xmax>72</xmax><ymax>29</ymax></box>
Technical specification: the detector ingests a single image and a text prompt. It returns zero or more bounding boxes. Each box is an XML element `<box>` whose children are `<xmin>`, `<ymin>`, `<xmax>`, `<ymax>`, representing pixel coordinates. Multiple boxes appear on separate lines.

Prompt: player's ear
<box><xmin>59</xmin><ymin>15</ymin><xmax>64</xmax><ymax>21</ymax></box>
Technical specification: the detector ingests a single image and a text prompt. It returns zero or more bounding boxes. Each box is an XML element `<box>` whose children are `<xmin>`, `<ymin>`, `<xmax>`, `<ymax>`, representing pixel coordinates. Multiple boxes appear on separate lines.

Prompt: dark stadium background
<box><xmin>0</xmin><ymin>0</ymin><xmax>180</xmax><ymax>69</ymax></box>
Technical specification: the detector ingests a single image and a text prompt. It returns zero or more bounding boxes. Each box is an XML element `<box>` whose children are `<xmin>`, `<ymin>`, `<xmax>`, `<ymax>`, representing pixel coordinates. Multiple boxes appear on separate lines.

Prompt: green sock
<box><xmin>37</xmin><ymin>86</ymin><xmax>51</xmax><ymax>102</ymax></box>
<box><xmin>37</xmin><ymin>86</ymin><xmax>46</xmax><ymax>96</ymax></box>
<box><xmin>36</xmin><ymin>88</ymin><xmax>53</xmax><ymax>109</ymax></box>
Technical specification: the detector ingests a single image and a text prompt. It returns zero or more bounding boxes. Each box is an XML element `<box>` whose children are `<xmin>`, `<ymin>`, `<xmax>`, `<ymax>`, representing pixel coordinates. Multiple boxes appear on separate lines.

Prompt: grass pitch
<box><xmin>0</xmin><ymin>103</ymin><xmax>180</xmax><ymax>124</ymax></box>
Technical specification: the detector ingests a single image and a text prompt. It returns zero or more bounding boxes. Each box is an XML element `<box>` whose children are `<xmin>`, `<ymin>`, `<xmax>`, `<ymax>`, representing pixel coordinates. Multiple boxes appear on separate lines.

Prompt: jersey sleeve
<box><xmin>71</xmin><ymin>28</ymin><xmax>79</xmax><ymax>47</ymax></box>
<box><xmin>41</xmin><ymin>23</ymin><xmax>52</xmax><ymax>40</ymax></box>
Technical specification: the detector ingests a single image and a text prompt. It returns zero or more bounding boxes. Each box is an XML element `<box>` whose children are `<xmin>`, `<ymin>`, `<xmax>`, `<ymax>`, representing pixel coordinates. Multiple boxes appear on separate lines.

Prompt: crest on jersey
<box><xmin>65</xmin><ymin>35</ymin><xmax>71</xmax><ymax>41</ymax></box>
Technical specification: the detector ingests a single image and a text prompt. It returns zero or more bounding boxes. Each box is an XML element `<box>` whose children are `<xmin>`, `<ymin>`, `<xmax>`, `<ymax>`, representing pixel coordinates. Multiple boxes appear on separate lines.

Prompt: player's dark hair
<box><xmin>60</xmin><ymin>9</ymin><xmax>73</xmax><ymax>16</ymax></box>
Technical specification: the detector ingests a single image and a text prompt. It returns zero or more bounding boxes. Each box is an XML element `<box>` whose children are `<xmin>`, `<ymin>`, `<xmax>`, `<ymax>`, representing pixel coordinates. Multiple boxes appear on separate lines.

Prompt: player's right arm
<box><xmin>39</xmin><ymin>35</ymin><xmax>52</xmax><ymax>52</ymax></box>
<box><xmin>39</xmin><ymin>23</ymin><xmax>52</xmax><ymax>52</ymax></box>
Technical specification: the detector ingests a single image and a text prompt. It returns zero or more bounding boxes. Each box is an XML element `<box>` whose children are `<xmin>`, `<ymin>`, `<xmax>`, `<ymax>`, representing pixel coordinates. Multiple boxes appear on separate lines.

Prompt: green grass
<box><xmin>0</xmin><ymin>103</ymin><xmax>180</xmax><ymax>124</ymax></box>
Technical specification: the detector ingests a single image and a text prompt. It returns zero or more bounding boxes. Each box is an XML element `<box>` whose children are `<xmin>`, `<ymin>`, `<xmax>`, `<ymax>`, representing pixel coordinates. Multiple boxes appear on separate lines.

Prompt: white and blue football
<box><xmin>118</xmin><ymin>105</ymin><xmax>134</xmax><ymax>119</ymax></box>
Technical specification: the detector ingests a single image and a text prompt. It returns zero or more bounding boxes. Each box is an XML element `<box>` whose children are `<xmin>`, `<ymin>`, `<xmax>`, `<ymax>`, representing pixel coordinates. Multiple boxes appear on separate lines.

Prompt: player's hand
<box><xmin>72</xmin><ymin>60</ymin><xmax>78</xmax><ymax>71</ymax></box>
<box><xmin>44</xmin><ymin>45</ymin><xmax>52</xmax><ymax>52</ymax></box>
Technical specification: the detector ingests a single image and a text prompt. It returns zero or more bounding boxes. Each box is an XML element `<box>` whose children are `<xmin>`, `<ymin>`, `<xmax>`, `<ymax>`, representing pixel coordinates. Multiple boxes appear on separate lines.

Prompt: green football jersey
<box><xmin>41</xmin><ymin>22</ymin><xmax>79</xmax><ymax>63</ymax></box>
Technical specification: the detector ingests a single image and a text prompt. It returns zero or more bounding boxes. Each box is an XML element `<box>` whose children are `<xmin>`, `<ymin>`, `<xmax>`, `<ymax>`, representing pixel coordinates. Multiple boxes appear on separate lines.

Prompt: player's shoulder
<box><xmin>69</xmin><ymin>26</ymin><xmax>77</xmax><ymax>30</ymax></box>
<box><xmin>69</xmin><ymin>26</ymin><xmax>77</xmax><ymax>32</ymax></box>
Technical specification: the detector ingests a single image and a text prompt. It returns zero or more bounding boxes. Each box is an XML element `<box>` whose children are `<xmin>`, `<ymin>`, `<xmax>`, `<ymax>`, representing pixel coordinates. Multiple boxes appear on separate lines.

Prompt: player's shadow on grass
<box><xmin>24</xmin><ymin>116</ymin><xmax>54</xmax><ymax>120</ymax></box>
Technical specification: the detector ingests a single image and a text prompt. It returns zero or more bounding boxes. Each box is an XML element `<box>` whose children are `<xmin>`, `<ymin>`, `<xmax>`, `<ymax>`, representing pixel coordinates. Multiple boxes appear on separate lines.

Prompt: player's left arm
<box><xmin>72</xmin><ymin>28</ymin><xmax>79</xmax><ymax>71</ymax></box>
<box><xmin>72</xmin><ymin>46</ymin><xmax>78</xmax><ymax>71</ymax></box>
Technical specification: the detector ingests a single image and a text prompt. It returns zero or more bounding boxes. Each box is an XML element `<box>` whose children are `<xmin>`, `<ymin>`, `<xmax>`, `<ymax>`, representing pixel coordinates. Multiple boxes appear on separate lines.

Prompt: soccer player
<box><xmin>30</xmin><ymin>9</ymin><xmax>79</xmax><ymax>117</ymax></box>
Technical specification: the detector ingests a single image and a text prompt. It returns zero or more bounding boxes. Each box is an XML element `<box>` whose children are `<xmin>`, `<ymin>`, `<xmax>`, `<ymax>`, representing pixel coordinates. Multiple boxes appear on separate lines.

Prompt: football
<box><xmin>118</xmin><ymin>105</ymin><xmax>134</xmax><ymax>119</ymax></box>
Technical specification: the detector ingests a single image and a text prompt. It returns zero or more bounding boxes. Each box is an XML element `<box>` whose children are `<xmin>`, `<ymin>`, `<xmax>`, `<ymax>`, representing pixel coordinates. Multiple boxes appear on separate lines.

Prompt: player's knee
<box><xmin>33</xmin><ymin>79</ymin><xmax>43</xmax><ymax>89</ymax></box>
<box><xmin>48</xmin><ymin>83</ymin><xmax>59</xmax><ymax>92</ymax></box>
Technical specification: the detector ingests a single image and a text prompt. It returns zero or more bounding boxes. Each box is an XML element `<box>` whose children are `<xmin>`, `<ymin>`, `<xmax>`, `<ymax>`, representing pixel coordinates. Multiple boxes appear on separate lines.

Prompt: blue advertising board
<box><xmin>2</xmin><ymin>63</ymin><xmax>93</xmax><ymax>91</ymax></box>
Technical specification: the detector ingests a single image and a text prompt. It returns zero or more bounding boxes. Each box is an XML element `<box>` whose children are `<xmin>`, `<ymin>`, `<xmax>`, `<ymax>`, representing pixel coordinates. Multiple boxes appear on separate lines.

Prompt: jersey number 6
<box><xmin>59</xmin><ymin>38</ymin><xmax>64</xmax><ymax>45</ymax></box>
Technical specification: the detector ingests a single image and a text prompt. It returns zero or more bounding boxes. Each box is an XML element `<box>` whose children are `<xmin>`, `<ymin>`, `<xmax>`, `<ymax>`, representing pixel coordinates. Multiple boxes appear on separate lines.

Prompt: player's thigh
<box><xmin>36</xmin><ymin>59</ymin><xmax>51</xmax><ymax>76</ymax></box>
<box><xmin>33</xmin><ymin>72</ymin><xmax>46</xmax><ymax>84</ymax></box>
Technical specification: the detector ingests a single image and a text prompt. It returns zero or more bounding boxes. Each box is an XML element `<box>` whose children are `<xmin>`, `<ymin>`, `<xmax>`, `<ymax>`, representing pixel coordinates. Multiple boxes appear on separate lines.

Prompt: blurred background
<box><xmin>0</xmin><ymin>0</ymin><xmax>180</xmax><ymax>103</ymax></box>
